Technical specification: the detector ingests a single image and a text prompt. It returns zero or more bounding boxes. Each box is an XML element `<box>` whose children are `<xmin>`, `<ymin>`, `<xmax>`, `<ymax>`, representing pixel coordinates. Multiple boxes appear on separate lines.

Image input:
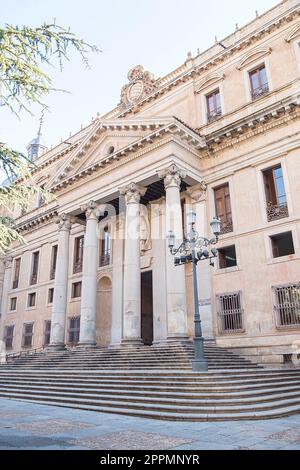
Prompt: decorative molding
<box><xmin>158</xmin><ymin>162</ymin><xmax>186</xmax><ymax>190</ymax></box>
<box><xmin>186</xmin><ymin>181</ymin><xmax>207</xmax><ymax>202</ymax></box>
<box><xmin>81</xmin><ymin>200</ymin><xmax>104</xmax><ymax>220</ymax></box>
<box><xmin>120</xmin><ymin>65</ymin><xmax>158</xmax><ymax>109</ymax></box>
<box><xmin>119</xmin><ymin>182</ymin><xmax>146</xmax><ymax>204</ymax></box>
<box><xmin>195</xmin><ymin>73</ymin><xmax>225</xmax><ymax>93</ymax></box>
<box><xmin>237</xmin><ymin>47</ymin><xmax>272</xmax><ymax>70</ymax></box>
<box><xmin>54</xmin><ymin>213</ymin><xmax>76</xmax><ymax>231</ymax></box>
<box><xmin>285</xmin><ymin>22</ymin><xmax>300</xmax><ymax>42</ymax></box>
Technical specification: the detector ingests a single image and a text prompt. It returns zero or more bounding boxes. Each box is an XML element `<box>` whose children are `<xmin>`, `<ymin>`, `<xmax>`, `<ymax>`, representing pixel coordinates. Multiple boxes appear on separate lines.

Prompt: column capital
<box><xmin>3</xmin><ymin>256</ymin><xmax>13</xmax><ymax>269</ymax></box>
<box><xmin>55</xmin><ymin>213</ymin><xmax>75</xmax><ymax>231</ymax></box>
<box><xmin>81</xmin><ymin>201</ymin><xmax>103</xmax><ymax>220</ymax></box>
<box><xmin>158</xmin><ymin>163</ymin><xmax>186</xmax><ymax>189</ymax></box>
<box><xmin>186</xmin><ymin>181</ymin><xmax>207</xmax><ymax>202</ymax></box>
<box><xmin>120</xmin><ymin>182</ymin><xmax>146</xmax><ymax>204</ymax></box>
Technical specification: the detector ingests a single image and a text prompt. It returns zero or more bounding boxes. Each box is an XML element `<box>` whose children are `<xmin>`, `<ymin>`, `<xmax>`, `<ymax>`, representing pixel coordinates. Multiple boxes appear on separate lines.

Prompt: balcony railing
<box><xmin>99</xmin><ymin>253</ymin><xmax>111</xmax><ymax>267</ymax></box>
<box><xmin>207</xmin><ymin>107</ymin><xmax>222</xmax><ymax>123</ymax></box>
<box><xmin>73</xmin><ymin>261</ymin><xmax>83</xmax><ymax>274</ymax></box>
<box><xmin>220</xmin><ymin>217</ymin><xmax>233</xmax><ymax>235</ymax></box>
<box><xmin>30</xmin><ymin>273</ymin><xmax>37</xmax><ymax>285</ymax></box>
<box><xmin>12</xmin><ymin>279</ymin><xmax>19</xmax><ymax>289</ymax></box>
<box><xmin>266</xmin><ymin>202</ymin><xmax>289</xmax><ymax>222</ymax></box>
<box><xmin>274</xmin><ymin>284</ymin><xmax>300</xmax><ymax>329</ymax></box>
<box><xmin>49</xmin><ymin>268</ymin><xmax>56</xmax><ymax>280</ymax></box>
<box><xmin>251</xmin><ymin>82</ymin><xmax>269</xmax><ymax>100</ymax></box>
<box><xmin>217</xmin><ymin>293</ymin><xmax>245</xmax><ymax>334</ymax></box>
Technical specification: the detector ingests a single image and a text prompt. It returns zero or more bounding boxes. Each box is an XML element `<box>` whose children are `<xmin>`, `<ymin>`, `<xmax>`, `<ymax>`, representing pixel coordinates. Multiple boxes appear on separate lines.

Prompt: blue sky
<box><xmin>1</xmin><ymin>0</ymin><xmax>279</xmax><ymax>154</ymax></box>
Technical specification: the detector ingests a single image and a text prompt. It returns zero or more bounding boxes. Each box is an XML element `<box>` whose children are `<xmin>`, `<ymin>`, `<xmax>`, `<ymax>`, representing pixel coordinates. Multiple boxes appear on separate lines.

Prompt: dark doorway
<box><xmin>141</xmin><ymin>271</ymin><xmax>153</xmax><ymax>345</ymax></box>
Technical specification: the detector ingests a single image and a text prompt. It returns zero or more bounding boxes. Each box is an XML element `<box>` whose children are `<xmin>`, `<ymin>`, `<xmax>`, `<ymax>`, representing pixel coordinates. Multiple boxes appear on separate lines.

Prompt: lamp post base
<box><xmin>192</xmin><ymin>359</ymin><xmax>208</xmax><ymax>372</ymax></box>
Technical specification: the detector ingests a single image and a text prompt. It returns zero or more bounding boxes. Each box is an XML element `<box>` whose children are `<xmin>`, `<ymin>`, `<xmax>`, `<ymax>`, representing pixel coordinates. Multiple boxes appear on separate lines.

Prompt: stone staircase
<box><xmin>0</xmin><ymin>343</ymin><xmax>299</xmax><ymax>421</ymax></box>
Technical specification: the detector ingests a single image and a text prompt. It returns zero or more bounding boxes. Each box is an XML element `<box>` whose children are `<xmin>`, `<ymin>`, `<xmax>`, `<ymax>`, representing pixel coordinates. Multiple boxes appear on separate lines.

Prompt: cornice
<box><xmin>17</xmin><ymin>208</ymin><xmax>58</xmax><ymax>233</ymax></box>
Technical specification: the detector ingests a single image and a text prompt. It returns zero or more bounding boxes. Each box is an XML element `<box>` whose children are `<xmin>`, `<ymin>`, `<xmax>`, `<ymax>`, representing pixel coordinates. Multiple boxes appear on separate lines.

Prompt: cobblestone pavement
<box><xmin>0</xmin><ymin>398</ymin><xmax>299</xmax><ymax>450</ymax></box>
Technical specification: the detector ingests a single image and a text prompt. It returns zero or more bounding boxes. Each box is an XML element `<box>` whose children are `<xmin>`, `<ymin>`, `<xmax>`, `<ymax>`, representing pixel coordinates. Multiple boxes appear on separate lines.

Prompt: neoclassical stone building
<box><xmin>1</xmin><ymin>0</ymin><xmax>300</xmax><ymax>366</ymax></box>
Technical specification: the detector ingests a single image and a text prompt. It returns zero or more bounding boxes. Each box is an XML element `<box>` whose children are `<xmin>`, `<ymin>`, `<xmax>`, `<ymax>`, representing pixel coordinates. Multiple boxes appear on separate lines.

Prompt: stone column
<box><xmin>0</xmin><ymin>256</ymin><xmax>13</xmax><ymax>362</ymax></box>
<box><xmin>158</xmin><ymin>163</ymin><xmax>188</xmax><ymax>340</ymax></box>
<box><xmin>120</xmin><ymin>182</ymin><xmax>146</xmax><ymax>344</ymax></box>
<box><xmin>49</xmin><ymin>214</ymin><xmax>74</xmax><ymax>350</ymax></box>
<box><xmin>187</xmin><ymin>183</ymin><xmax>214</xmax><ymax>340</ymax></box>
<box><xmin>110</xmin><ymin>214</ymin><xmax>125</xmax><ymax>345</ymax></box>
<box><xmin>79</xmin><ymin>201</ymin><xmax>101</xmax><ymax>347</ymax></box>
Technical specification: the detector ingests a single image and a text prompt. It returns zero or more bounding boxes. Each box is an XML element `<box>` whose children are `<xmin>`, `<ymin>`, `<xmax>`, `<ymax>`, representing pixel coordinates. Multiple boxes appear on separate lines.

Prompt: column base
<box><xmin>192</xmin><ymin>359</ymin><xmax>208</xmax><ymax>372</ymax></box>
<box><xmin>166</xmin><ymin>335</ymin><xmax>191</xmax><ymax>345</ymax></box>
<box><xmin>46</xmin><ymin>343</ymin><xmax>66</xmax><ymax>351</ymax></box>
<box><xmin>77</xmin><ymin>342</ymin><xmax>97</xmax><ymax>349</ymax></box>
<box><xmin>121</xmin><ymin>338</ymin><xmax>143</xmax><ymax>347</ymax></box>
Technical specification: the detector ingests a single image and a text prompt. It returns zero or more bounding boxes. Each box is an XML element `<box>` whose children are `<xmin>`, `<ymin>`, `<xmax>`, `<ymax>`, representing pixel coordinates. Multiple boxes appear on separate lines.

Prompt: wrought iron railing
<box><xmin>207</xmin><ymin>107</ymin><xmax>222</xmax><ymax>123</ymax></box>
<box><xmin>49</xmin><ymin>268</ymin><xmax>56</xmax><ymax>280</ymax></box>
<box><xmin>274</xmin><ymin>283</ymin><xmax>300</xmax><ymax>329</ymax></box>
<box><xmin>12</xmin><ymin>279</ymin><xmax>19</xmax><ymax>289</ymax></box>
<box><xmin>99</xmin><ymin>253</ymin><xmax>111</xmax><ymax>267</ymax></box>
<box><xmin>217</xmin><ymin>292</ymin><xmax>245</xmax><ymax>334</ymax></box>
<box><xmin>73</xmin><ymin>261</ymin><xmax>83</xmax><ymax>274</ymax></box>
<box><xmin>251</xmin><ymin>82</ymin><xmax>269</xmax><ymax>100</ymax></box>
<box><xmin>219</xmin><ymin>218</ymin><xmax>233</xmax><ymax>235</ymax></box>
<box><xmin>30</xmin><ymin>273</ymin><xmax>37</xmax><ymax>285</ymax></box>
<box><xmin>266</xmin><ymin>202</ymin><xmax>289</xmax><ymax>222</ymax></box>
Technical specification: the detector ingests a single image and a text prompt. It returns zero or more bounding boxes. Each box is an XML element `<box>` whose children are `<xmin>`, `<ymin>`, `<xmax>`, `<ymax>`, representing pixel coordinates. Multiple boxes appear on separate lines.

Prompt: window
<box><xmin>263</xmin><ymin>165</ymin><xmax>288</xmax><ymax>221</ymax></box>
<box><xmin>206</xmin><ymin>89</ymin><xmax>222</xmax><ymax>122</ymax></box>
<box><xmin>73</xmin><ymin>236</ymin><xmax>84</xmax><ymax>273</ymax></box>
<box><xmin>4</xmin><ymin>325</ymin><xmax>14</xmax><ymax>350</ymax></box>
<box><xmin>218</xmin><ymin>245</ymin><xmax>237</xmax><ymax>269</ymax></box>
<box><xmin>38</xmin><ymin>185</ymin><xmax>46</xmax><ymax>207</ymax></box>
<box><xmin>50</xmin><ymin>245</ymin><xmax>58</xmax><ymax>280</ymax></box>
<box><xmin>44</xmin><ymin>320</ymin><xmax>51</xmax><ymax>347</ymax></box>
<box><xmin>273</xmin><ymin>283</ymin><xmax>300</xmax><ymax>328</ymax></box>
<box><xmin>217</xmin><ymin>292</ymin><xmax>244</xmax><ymax>333</ymax></box>
<box><xmin>214</xmin><ymin>183</ymin><xmax>233</xmax><ymax>234</ymax></box>
<box><xmin>99</xmin><ymin>226</ymin><xmax>111</xmax><ymax>266</ymax></box>
<box><xmin>12</xmin><ymin>257</ymin><xmax>21</xmax><ymax>289</ymax></box>
<box><xmin>27</xmin><ymin>292</ymin><xmax>36</xmax><ymax>308</ymax></box>
<box><xmin>22</xmin><ymin>322</ymin><xmax>34</xmax><ymax>348</ymax></box>
<box><xmin>30</xmin><ymin>251</ymin><xmax>39</xmax><ymax>285</ymax></box>
<box><xmin>249</xmin><ymin>65</ymin><xmax>269</xmax><ymax>99</ymax></box>
<box><xmin>10</xmin><ymin>297</ymin><xmax>17</xmax><ymax>311</ymax></box>
<box><xmin>71</xmin><ymin>282</ymin><xmax>82</xmax><ymax>299</ymax></box>
<box><xmin>68</xmin><ymin>316</ymin><xmax>80</xmax><ymax>344</ymax></box>
<box><xmin>270</xmin><ymin>231</ymin><xmax>295</xmax><ymax>258</ymax></box>
<box><xmin>48</xmin><ymin>288</ymin><xmax>54</xmax><ymax>304</ymax></box>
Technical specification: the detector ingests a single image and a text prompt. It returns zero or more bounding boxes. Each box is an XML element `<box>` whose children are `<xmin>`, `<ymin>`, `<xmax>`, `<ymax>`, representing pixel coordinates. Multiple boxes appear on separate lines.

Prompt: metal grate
<box><xmin>251</xmin><ymin>82</ymin><xmax>269</xmax><ymax>100</ymax></box>
<box><xmin>207</xmin><ymin>107</ymin><xmax>222</xmax><ymax>123</ymax></box>
<box><xmin>217</xmin><ymin>292</ymin><xmax>244</xmax><ymax>334</ymax></box>
<box><xmin>68</xmin><ymin>316</ymin><xmax>80</xmax><ymax>344</ymax></box>
<box><xmin>266</xmin><ymin>202</ymin><xmax>289</xmax><ymax>222</ymax></box>
<box><xmin>274</xmin><ymin>283</ymin><xmax>300</xmax><ymax>328</ymax></box>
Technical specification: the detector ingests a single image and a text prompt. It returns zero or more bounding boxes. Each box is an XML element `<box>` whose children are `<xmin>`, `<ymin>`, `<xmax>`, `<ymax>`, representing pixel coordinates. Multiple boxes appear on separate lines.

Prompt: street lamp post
<box><xmin>167</xmin><ymin>209</ymin><xmax>221</xmax><ymax>372</ymax></box>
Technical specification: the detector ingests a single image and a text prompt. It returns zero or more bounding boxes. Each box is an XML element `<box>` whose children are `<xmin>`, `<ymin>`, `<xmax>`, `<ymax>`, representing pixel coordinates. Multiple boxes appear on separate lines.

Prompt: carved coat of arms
<box><xmin>120</xmin><ymin>65</ymin><xmax>157</xmax><ymax>108</ymax></box>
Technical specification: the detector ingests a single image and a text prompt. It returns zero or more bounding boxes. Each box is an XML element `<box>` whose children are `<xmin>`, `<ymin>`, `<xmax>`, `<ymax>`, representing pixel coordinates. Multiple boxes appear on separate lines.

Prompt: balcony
<box><xmin>12</xmin><ymin>279</ymin><xmax>19</xmax><ymax>289</ymax></box>
<box><xmin>251</xmin><ymin>82</ymin><xmax>269</xmax><ymax>100</ymax></box>
<box><xmin>266</xmin><ymin>202</ymin><xmax>289</xmax><ymax>222</ymax></box>
<box><xmin>220</xmin><ymin>217</ymin><xmax>233</xmax><ymax>235</ymax></box>
<box><xmin>99</xmin><ymin>253</ymin><xmax>111</xmax><ymax>267</ymax></box>
<box><xmin>73</xmin><ymin>261</ymin><xmax>83</xmax><ymax>274</ymax></box>
<box><xmin>207</xmin><ymin>107</ymin><xmax>222</xmax><ymax>123</ymax></box>
<box><xmin>49</xmin><ymin>268</ymin><xmax>56</xmax><ymax>280</ymax></box>
<box><xmin>274</xmin><ymin>284</ymin><xmax>300</xmax><ymax>329</ymax></box>
<box><xmin>30</xmin><ymin>274</ymin><xmax>37</xmax><ymax>285</ymax></box>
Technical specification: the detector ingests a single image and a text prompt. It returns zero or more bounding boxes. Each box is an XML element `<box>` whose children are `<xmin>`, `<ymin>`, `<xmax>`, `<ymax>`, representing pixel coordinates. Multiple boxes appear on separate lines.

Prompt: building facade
<box><xmin>1</xmin><ymin>0</ymin><xmax>300</xmax><ymax>366</ymax></box>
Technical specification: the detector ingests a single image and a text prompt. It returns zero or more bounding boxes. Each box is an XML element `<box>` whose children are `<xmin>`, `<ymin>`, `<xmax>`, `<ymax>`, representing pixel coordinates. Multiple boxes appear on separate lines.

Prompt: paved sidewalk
<box><xmin>0</xmin><ymin>398</ymin><xmax>299</xmax><ymax>450</ymax></box>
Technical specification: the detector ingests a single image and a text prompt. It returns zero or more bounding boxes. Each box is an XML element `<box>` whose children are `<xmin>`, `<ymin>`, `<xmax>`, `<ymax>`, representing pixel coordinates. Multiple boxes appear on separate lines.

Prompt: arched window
<box><xmin>99</xmin><ymin>226</ymin><xmax>111</xmax><ymax>266</ymax></box>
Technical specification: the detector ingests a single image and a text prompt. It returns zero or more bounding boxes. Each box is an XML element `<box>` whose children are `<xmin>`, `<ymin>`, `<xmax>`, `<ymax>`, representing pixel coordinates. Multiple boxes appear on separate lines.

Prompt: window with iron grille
<box><xmin>22</xmin><ymin>322</ymin><xmax>34</xmax><ymax>348</ymax></box>
<box><xmin>44</xmin><ymin>320</ymin><xmax>51</xmax><ymax>346</ymax></box>
<box><xmin>68</xmin><ymin>316</ymin><xmax>80</xmax><ymax>344</ymax></box>
<box><xmin>263</xmin><ymin>165</ymin><xmax>288</xmax><ymax>222</ymax></box>
<box><xmin>270</xmin><ymin>231</ymin><xmax>295</xmax><ymax>258</ymax></box>
<box><xmin>206</xmin><ymin>89</ymin><xmax>222</xmax><ymax>122</ymax></box>
<box><xmin>214</xmin><ymin>183</ymin><xmax>233</xmax><ymax>234</ymax></box>
<box><xmin>27</xmin><ymin>292</ymin><xmax>36</xmax><ymax>308</ymax></box>
<box><xmin>99</xmin><ymin>226</ymin><xmax>111</xmax><ymax>267</ymax></box>
<box><xmin>50</xmin><ymin>245</ymin><xmax>58</xmax><ymax>280</ymax></box>
<box><xmin>249</xmin><ymin>65</ymin><xmax>269</xmax><ymax>99</ymax></box>
<box><xmin>217</xmin><ymin>292</ymin><xmax>244</xmax><ymax>334</ymax></box>
<box><xmin>73</xmin><ymin>236</ymin><xmax>84</xmax><ymax>273</ymax></box>
<box><xmin>48</xmin><ymin>288</ymin><xmax>54</xmax><ymax>304</ymax></box>
<box><xmin>12</xmin><ymin>257</ymin><xmax>21</xmax><ymax>289</ymax></box>
<box><xmin>10</xmin><ymin>297</ymin><xmax>17</xmax><ymax>311</ymax></box>
<box><xmin>273</xmin><ymin>283</ymin><xmax>300</xmax><ymax>328</ymax></box>
<box><xmin>30</xmin><ymin>251</ymin><xmax>39</xmax><ymax>285</ymax></box>
<box><xmin>4</xmin><ymin>325</ymin><xmax>14</xmax><ymax>350</ymax></box>
<box><xmin>71</xmin><ymin>282</ymin><xmax>82</xmax><ymax>299</ymax></box>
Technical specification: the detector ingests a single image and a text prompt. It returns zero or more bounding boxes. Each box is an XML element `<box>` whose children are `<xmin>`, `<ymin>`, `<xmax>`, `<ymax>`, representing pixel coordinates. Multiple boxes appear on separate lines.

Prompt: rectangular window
<box><xmin>214</xmin><ymin>183</ymin><xmax>233</xmax><ymax>234</ymax></box>
<box><xmin>68</xmin><ymin>316</ymin><xmax>80</xmax><ymax>344</ymax></box>
<box><xmin>263</xmin><ymin>165</ymin><xmax>288</xmax><ymax>221</ymax></box>
<box><xmin>71</xmin><ymin>282</ymin><xmax>82</xmax><ymax>299</ymax></box>
<box><xmin>48</xmin><ymin>288</ymin><xmax>54</xmax><ymax>304</ymax></box>
<box><xmin>273</xmin><ymin>283</ymin><xmax>300</xmax><ymax>328</ymax></box>
<box><xmin>217</xmin><ymin>292</ymin><xmax>244</xmax><ymax>333</ymax></box>
<box><xmin>50</xmin><ymin>245</ymin><xmax>58</xmax><ymax>280</ymax></box>
<box><xmin>27</xmin><ymin>292</ymin><xmax>36</xmax><ymax>308</ymax></box>
<box><xmin>12</xmin><ymin>257</ymin><xmax>21</xmax><ymax>289</ymax></box>
<box><xmin>10</xmin><ymin>297</ymin><xmax>17</xmax><ymax>311</ymax></box>
<box><xmin>271</xmin><ymin>231</ymin><xmax>295</xmax><ymax>258</ymax></box>
<box><xmin>249</xmin><ymin>65</ymin><xmax>269</xmax><ymax>99</ymax></box>
<box><xmin>4</xmin><ymin>325</ymin><xmax>14</xmax><ymax>350</ymax></box>
<box><xmin>99</xmin><ymin>226</ymin><xmax>111</xmax><ymax>267</ymax></box>
<box><xmin>73</xmin><ymin>236</ymin><xmax>84</xmax><ymax>274</ymax></box>
<box><xmin>218</xmin><ymin>245</ymin><xmax>237</xmax><ymax>269</ymax></box>
<box><xmin>22</xmin><ymin>322</ymin><xmax>34</xmax><ymax>348</ymax></box>
<box><xmin>44</xmin><ymin>320</ymin><xmax>51</xmax><ymax>347</ymax></box>
<box><xmin>30</xmin><ymin>251</ymin><xmax>39</xmax><ymax>285</ymax></box>
<box><xmin>206</xmin><ymin>89</ymin><xmax>222</xmax><ymax>122</ymax></box>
